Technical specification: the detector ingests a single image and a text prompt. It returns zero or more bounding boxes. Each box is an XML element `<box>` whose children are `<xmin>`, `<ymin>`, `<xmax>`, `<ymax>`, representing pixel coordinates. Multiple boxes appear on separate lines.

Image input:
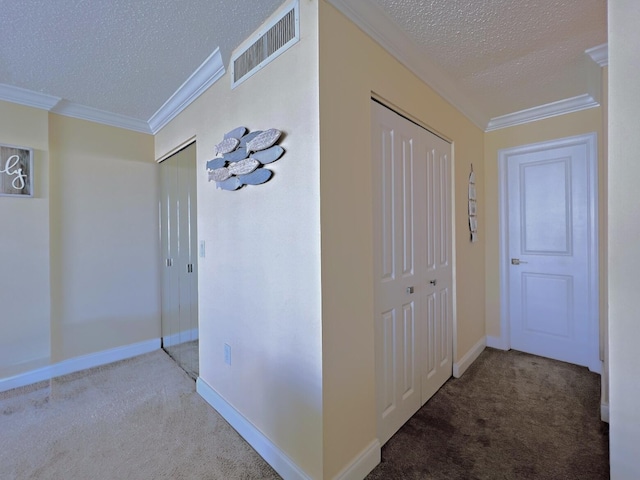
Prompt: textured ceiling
<box><xmin>371</xmin><ymin>0</ymin><xmax>607</xmax><ymax>118</ymax></box>
<box><xmin>0</xmin><ymin>0</ymin><xmax>283</xmax><ymax>120</ymax></box>
<box><xmin>0</xmin><ymin>0</ymin><xmax>607</xmax><ymax>129</ymax></box>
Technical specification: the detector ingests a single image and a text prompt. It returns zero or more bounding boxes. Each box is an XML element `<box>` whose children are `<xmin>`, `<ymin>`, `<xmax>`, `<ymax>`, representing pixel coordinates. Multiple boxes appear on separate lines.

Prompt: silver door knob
<box><xmin>429</xmin><ymin>279</ymin><xmax>437</xmax><ymax>286</ymax></box>
<box><xmin>511</xmin><ymin>258</ymin><xmax>528</xmax><ymax>265</ymax></box>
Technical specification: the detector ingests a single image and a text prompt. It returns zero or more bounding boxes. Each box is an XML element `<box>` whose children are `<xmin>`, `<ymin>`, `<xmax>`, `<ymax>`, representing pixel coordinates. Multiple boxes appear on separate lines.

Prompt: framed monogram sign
<box><xmin>0</xmin><ymin>144</ymin><xmax>33</xmax><ymax>197</ymax></box>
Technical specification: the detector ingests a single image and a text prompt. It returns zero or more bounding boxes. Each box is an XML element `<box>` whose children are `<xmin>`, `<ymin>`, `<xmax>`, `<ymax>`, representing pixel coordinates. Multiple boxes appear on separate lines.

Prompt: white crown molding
<box><xmin>148</xmin><ymin>48</ymin><xmax>225</xmax><ymax>134</ymax></box>
<box><xmin>586</xmin><ymin>43</ymin><xmax>608</xmax><ymax>67</ymax></box>
<box><xmin>0</xmin><ymin>48</ymin><xmax>226</xmax><ymax>135</ymax></box>
<box><xmin>0</xmin><ymin>83</ymin><xmax>61</xmax><ymax>110</ymax></box>
<box><xmin>485</xmin><ymin>94</ymin><xmax>599</xmax><ymax>132</ymax></box>
<box><xmin>51</xmin><ymin>100</ymin><xmax>152</xmax><ymax>134</ymax></box>
<box><xmin>326</xmin><ymin>0</ymin><xmax>489</xmax><ymax>130</ymax></box>
<box><xmin>0</xmin><ymin>83</ymin><xmax>151</xmax><ymax>134</ymax></box>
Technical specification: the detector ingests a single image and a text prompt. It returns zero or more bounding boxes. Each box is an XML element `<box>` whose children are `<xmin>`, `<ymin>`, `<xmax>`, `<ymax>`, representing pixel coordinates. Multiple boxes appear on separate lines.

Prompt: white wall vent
<box><xmin>230</xmin><ymin>0</ymin><xmax>299</xmax><ymax>89</ymax></box>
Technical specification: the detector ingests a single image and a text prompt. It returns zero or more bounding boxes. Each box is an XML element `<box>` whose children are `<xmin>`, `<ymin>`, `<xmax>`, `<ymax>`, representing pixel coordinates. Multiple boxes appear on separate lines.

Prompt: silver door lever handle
<box><xmin>429</xmin><ymin>279</ymin><xmax>437</xmax><ymax>286</ymax></box>
<box><xmin>511</xmin><ymin>258</ymin><xmax>528</xmax><ymax>265</ymax></box>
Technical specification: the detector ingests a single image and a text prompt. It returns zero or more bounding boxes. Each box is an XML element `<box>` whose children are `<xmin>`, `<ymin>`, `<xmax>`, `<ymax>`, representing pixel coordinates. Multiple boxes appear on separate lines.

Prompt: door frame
<box><xmin>498</xmin><ymin>132</ymin><xmax>600</xmax><ymax>373</ymax></box>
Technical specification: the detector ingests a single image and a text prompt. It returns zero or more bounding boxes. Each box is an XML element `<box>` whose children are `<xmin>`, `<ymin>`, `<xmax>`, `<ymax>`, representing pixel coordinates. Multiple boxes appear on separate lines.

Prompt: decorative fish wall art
<box><xmin>207</xmin><ymin>127</ymin><xmax>285</xmax><ymax>191</ymax></box>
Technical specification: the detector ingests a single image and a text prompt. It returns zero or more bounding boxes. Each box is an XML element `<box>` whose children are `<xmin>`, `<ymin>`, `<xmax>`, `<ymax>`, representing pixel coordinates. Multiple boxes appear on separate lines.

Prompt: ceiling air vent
<box><xmin>231</xmin><ymin>0</ymin><xmax>299</xmax><ymax>89</ymax></box>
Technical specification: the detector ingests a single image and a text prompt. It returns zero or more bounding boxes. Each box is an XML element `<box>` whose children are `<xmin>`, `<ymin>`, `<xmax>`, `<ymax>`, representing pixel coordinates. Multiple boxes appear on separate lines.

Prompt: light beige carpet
<box><xmin>164</xmin><ymin>339</ymin><xmax>199</xmax><ymax>380</ymax></box>
<box><xmin>0</xmin><ymin>350</ymin><xmax>281</xmax><ymax>480</ymax></box>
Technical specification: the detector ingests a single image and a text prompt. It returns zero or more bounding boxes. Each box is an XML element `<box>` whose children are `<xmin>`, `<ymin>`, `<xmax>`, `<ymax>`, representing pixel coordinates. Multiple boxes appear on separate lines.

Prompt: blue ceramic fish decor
<box><xmin>206</xmin><ymin>126</ymin><xmax>285</xmax><ymax>191</ymax></box>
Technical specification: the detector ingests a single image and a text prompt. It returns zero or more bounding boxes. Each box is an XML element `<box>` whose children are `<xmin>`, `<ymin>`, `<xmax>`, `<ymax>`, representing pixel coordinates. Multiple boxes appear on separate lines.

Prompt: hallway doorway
<box><xmin>499</xmin><ymin>133</ymin><xmax>600</xmax><ymax>373</ymax></box>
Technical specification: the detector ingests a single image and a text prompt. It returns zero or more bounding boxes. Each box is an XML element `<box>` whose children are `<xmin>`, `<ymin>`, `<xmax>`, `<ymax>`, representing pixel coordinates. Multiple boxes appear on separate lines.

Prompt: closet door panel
<box><xmin>160</xmin><ymin>156</ymin><xmax>180</xmax><ymax>349</ymax></box>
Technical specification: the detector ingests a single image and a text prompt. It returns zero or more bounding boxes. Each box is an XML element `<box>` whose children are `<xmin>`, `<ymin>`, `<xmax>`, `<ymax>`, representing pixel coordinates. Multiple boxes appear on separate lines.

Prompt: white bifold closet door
<box><xmin>372</xmin><ymin>100</ymin><xmax>453</xmax><ymax>445</ymax></box>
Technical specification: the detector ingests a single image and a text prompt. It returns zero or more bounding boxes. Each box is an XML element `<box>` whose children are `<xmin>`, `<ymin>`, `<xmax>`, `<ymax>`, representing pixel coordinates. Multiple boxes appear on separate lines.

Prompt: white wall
<box><xmin>608</xmin><ymin>0</ymin><xmax>640</xmax><ymax>477</ymax></box>
<box><xmin>0</xmin><ymin>102</ymin><xmax>51</xmax><ymax>378</ymax></box>
<box><xmin>154</xmin><ymin>2</ymin><xmax>322</xmax><ymax>477</ymax></box>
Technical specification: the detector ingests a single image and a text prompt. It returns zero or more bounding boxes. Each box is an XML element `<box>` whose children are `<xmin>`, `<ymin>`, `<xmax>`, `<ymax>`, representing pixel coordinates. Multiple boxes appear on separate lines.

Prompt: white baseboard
<box><xmin>588</xmin><ymin>359</ymin><xmax>602</xmax><ymax>375</ymax></box>
<box><xmin>453</xmin><ymin>337</ymin><xmax>486</xmax><ymax>378</ymax></box>
<box><xmin>333</xmin><ymin>439</ymin><xmax>381</xmax><ymax>480</ymax></box>
<box><xmin>0</xmin><ymin>339</ymin><xmax>160</xmax><ymax>393</ymax></box>
<box><xmin>196</xmin><ymin>377</ymin><xmax>312</xmax><ymax>480</ymax></box>
<box><xmin>162</xmin><ymin>328</ymin><xmax>199</xmax><ymax>348</ymax></box>
<box><xmin>601</xmin><ymin>403</ymin><xmax>609</xmax><ymax>423</ymax></box>
<box><xmin>486</xmin><ymin>335</ymin><xmax>509</xmax><ymax>350</ymax></box>
<box><xmin>0</xmin><ymin>363</ymin><xmax>53</xmax><ymax>393</ymax></box>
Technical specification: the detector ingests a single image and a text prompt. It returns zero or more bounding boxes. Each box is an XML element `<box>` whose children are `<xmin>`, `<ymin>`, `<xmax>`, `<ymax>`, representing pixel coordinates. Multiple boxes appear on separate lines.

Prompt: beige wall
<box><xmin>155</xmin><ymin>1</ymin><xmax>323</xmax><ymax>477</ymax></box>
<box><xmin>0</xmin><ymin>101</ymin><xmax>158</xmax><ymax>380</ymax></box>
<box><xmin>319</xmin><ymin>1</ymin><xmax>486</xmax><ymax>476</ymax></box>
<box><xmin>49</xmin><ymin>114</ymin><xmax>159</xmax><ymax>362</ymax></box>
<box><xmin>484</xmin><ymin>106</ymin><xmax>604</xmax><ymax>340</ymax></box>
<box><xmin>0</xmin><ymin>102</ymin><xmax>51</xmax><ymax>377</ymax></box>
<box><xmin>2</xmin><ymin>2</ymin><xmax>618</xmax><ymax>478</ymax></box>
<box><xmin>608</xmin><ymin>0</ymin><xmax>640</xmax><ymax>476</ymax></box>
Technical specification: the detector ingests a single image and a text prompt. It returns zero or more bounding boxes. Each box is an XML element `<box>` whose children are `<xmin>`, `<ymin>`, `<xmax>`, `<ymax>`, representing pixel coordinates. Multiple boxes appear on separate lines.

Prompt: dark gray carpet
<box><xmin>367</xmin><ymin>348</ymin><xmax>609</xmax><ymax>480</ymax></box>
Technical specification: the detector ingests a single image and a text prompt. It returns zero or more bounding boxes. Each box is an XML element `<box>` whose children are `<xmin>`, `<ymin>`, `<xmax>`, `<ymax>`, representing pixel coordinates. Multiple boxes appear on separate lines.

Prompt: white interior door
<box><xmin>503</xmin><ymin>134</ymin><xmax>599</xmax><ymax>372</ymax></box>
<box><xmin>372</xmin><ymin>100</ymin><xmax>453</xmax><ymax>445</ymax></box>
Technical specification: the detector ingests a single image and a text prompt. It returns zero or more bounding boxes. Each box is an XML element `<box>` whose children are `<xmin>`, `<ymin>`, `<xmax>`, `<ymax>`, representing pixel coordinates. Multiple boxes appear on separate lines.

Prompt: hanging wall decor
<box><xmin>468</xmin><ymin>164</ymin><xmax>478</xmax><ymax>242</ymax></box>
<box><xmin>0</xmin><ymin>144</ymin><xmax>33</xmax><ymax>197</ymax></box>
<box><xmin>206</xmin><ymin>127</ymin><xmax>285</xmax><ymax>191</ymax></box>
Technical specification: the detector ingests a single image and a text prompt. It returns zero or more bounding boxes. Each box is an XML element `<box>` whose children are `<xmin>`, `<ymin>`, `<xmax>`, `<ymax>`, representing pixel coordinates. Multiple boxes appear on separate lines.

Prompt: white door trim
<box><xmin>498</xmin><ymin>133</ymin><xmax>600</xmax><ymax>372</ymax></box>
